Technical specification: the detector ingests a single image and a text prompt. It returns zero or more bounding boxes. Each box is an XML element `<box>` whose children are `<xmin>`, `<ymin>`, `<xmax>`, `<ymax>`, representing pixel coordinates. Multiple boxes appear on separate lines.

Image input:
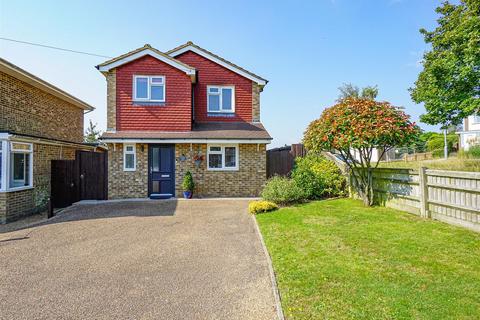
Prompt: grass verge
<box><xmin>256</xmin><ymin>198</ymin><xmax>480</xmax><ymax>319</ymax></box>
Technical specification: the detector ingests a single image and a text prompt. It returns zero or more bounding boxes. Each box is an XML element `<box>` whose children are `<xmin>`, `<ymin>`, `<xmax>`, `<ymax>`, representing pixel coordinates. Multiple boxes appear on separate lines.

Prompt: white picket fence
<box><xmin>354</xmin><ymin>168</ymin><xmax>480</xmax><ymax>232</ymax></box>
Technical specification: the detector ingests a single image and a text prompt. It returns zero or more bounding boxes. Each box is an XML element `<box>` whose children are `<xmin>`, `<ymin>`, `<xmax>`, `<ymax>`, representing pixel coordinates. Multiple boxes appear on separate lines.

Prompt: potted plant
<box><xmin>182</xmin><ymin>171</ymin><xmax>195</xmax><ymax>199</ymax></box>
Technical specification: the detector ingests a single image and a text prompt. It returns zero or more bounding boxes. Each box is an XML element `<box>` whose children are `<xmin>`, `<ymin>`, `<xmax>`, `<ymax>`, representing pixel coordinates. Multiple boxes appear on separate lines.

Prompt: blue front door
<box><xmin>148</xmin><ymin>145</ymin><xmax>175</xmax><ymax>198</ymax></box>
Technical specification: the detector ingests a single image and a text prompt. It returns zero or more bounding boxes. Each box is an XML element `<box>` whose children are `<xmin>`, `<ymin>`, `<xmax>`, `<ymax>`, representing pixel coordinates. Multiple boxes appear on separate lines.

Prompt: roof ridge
<box><xmin>166</xmin><ymin>42</ymin><xmax>268</xmax><ymax>83</ymax></box>
<box><xmin>96</xmin><ymin>44</ymin><xmax>195</xmax><ymax>71</ymax></box>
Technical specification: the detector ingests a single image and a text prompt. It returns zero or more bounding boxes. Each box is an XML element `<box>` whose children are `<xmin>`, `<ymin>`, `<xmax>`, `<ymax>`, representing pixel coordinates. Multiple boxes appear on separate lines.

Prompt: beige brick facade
<box><xmin>107</xmin><ymin>143</ymin><xmax>149</xmax><ymax>199</ymax></box>
<box><xmin>106</xmin><ymin>70</ymin><xmax>116</xmax><ymax>132</ymax></box>
<box><xmin>105</xmin><ymin>143</ymin><xmax>266</xmax><ymax>199</ymax></box>
<box><xmin>0</xmin><ymin>142</ymin><xmax>87</xmax><ymax>223</ymax></box>
<box><xmin>175</xmin><ymin>144</ymin><xmax>267</xmax><ymax>197</ymax></box>
<box><xmin>252</xmin><ymin>83</ymin><xmax>261</xmax><ymax>122</ymax></box>
<box><xmin>0</xmin><ymin>71</ymin><xmax>84</xmax><ymax>143</ymax></box>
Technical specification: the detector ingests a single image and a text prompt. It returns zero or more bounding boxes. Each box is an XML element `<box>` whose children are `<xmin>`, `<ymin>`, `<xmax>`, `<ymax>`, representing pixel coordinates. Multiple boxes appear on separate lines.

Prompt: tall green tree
<box><xmin>337</xmin><ymin>83</ymin><xmax>378</xmax><ymax>102</ymax></box>
<box><xmin>84</xmin><ymin>120</ymin><xmax>102</xmax><ymax>143</ymax></box>
<box><xmin>410</xmin><ymin>0</ymin><xmax>480</xmax><ymax>127</ymax></box>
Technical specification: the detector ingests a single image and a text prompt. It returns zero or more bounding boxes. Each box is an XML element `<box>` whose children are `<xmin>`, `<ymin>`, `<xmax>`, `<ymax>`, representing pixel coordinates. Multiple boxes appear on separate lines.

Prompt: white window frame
<box><xmin>207</xmin><ymin>85</ymin><xmax>235</xmax><ymax>113</ymax></box>
<box><xmin>473</xmin><ymin>114</ymin><xmax>480</xmax><ymax>124</ymax></box>
<box><xmin>8</xmin><ymin>142</ymin><xmax>33</xmax><ymax>191</ymax></box>
<box><xmin>133</xmin><ymin>75</ymin><xmax>166</xmax><ymax>102</ymax></box>
<box><xmin>207</xmin><ymin>144</ymin><xmax>239</xmax><ymax>171</ymax></box>
<box><xmin>123</xmin><ymin>144</ymin><xmax>136</xmax><ymax>171</ymax></box>
<box><xmin>0</xmin><ymin>140</ymin><xmax>6</xmax><ymax>192</ymax></box>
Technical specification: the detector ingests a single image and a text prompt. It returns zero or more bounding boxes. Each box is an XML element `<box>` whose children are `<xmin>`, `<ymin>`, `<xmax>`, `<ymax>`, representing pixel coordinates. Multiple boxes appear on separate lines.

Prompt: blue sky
<box><xmin>0</xmin><ymin>0</ymin><xmax>443</xmax><ymax>147</ymax></box>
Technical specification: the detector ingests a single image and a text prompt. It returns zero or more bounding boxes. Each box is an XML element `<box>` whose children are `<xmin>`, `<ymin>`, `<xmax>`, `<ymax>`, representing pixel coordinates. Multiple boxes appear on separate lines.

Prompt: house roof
<box><xmin>0</xmin><ymin>57</ymin><xmax>94</xmax><ymax>111</ymax></box>
<box><xmin>100</xmin><ymin>122</ymin><xmax>272</xmax><ymax>142</ymax></box>
<box><xmin>167</xmin><ymin>41</ymin><xmax>268</xmax><ymax>86</ymax></box>
<box><xmin>96</xmin><ymin>44</ymin><xmax>197</xmax><ymax>82</ymax></box>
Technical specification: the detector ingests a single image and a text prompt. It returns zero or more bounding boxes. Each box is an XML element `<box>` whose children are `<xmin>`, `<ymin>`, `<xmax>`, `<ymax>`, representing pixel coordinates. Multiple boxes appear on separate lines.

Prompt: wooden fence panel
<box><xmin>351</xmin><ymin>168</ymin><xmax>480</xmax><ymax>232</ymax></box>
<box><xmin>266</xmin><ymin>144</ymin><xmax>306</xmax><ymax>178</ymax></box>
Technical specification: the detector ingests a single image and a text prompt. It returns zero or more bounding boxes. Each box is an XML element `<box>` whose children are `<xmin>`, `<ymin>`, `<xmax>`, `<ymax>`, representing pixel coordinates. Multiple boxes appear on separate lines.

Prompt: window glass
<box><xmin>10</xmin><ymin>153</ymin><xmax>30</xmax><ymax>188</ymax></box>
<box><xmin>151</xmin><ymin>85</ymin><xmax>164</xmax><ymax>101</ymax></box>
<box><xmin>209</xmin><ymin>87</ymin><xmax>219</xmax><ymax>93</ymax></box>
<box><xmin>208</xmin><ymin>153</ymin><xmax>222</xmax><ymax>168</ymax></box>
<box><xmin>209</xmin><ymin>95</ymin><xmax>220</xmax><ymax>111</ymax></box>
<box><xmin>126</xmin><ymin>146</ymin><xmax>134</xmax><ymax>152</ymax></box>
<box><xmin>152</xmin><ymin>148</ymin><xmax>159</xmax><ymax>172</ymax></box>
<box><xmin>210</xmin><ymin>146</ymin><xmax>221</xmax><ymax>152</ymax></box>
<box><xmin>151</xmin><ymin>77</ymin><xmax>164</xmax><ymax>84</ymax></box>
<box><xmin>125</xmin><ymin>154</ymin><xmax>135</xmax><ymax>169</ymax></box>
<box><xmin>474</xmin><ymin>114</ymin><xmax>480</xmax><ymax>123</ymax></box>
<box><xmin>225</xmin><ymin>147</ymin><xmax>236</xmax><ymax>167</ymax></box>
<box><xmin>222</xmin><ymin>88</ymin><xmax>232</xmax><ymax>110</ymax></box>
<box><xmin>135</xmin><ymin>77</ymin><xmax>148</xmax><ymax>99</ymax></box>
<box><xmin>0</xmin><ymin>143</ymin><xmax>2</xmax><ymax>190</ymax></box>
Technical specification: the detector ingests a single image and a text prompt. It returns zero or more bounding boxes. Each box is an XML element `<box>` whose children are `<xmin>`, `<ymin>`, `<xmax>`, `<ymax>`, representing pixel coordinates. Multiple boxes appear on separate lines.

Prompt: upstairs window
<box><xmin>473</xmin><ymin>114</ymin><xmax>480</xmax><ymax>124</ymax></box>
<box><xmin>134</xmin><ymin>75</ymin><xmax>165</xmax><ymax>102</ymax></box>
<box><xmin>207</xmin><ymin>86</ymin><xmax>235</xmax><ymax>113</ymax></box>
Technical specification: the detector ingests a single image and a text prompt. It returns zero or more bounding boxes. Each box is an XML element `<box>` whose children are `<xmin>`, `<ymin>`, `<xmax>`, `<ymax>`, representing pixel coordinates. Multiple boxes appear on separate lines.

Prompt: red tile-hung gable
<box><xmin>115</xmin><ymin>55</ymin><xmax>192</xmax><ymax>131</ymax></box>
<box><xmin>175</xmin><ymin>51</ymin><xmax>253</xmax><ymax>123</ymax></box>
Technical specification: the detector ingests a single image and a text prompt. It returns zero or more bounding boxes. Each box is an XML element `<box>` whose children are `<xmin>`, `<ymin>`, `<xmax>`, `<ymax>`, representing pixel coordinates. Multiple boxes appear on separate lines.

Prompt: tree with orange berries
<box><xmin>304</xmin><ymin>98</ymin><xmax>420</xmax><ymax>206</ymax></box>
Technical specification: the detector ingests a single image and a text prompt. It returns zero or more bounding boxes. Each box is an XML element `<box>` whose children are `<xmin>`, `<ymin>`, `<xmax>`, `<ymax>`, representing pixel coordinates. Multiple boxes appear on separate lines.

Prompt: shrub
<box><xmin>291</xmin><ymin>154</ymin><xmax>346</xmax><ymax>199</ymax></box>
<box><xmin>261</xmin><ymin>176</ymin><xmax>306</xmax><ymax>205</ymax></box>
<box><xmin>182</xmin><ymin>171</ymin><xmax>195</xmax><ymax>191</ymax></box>
<box><xmin>248</xmin><ymin>200</ymin><xmax>279</xmax><ymax>214</ymax></box>
<box><xmin>466</xmin><ymin>145</ymin><xmax>480</xmax><ymax>159</ymax></box>
<box><xmin>426</xmin><ymin>134</ymin><xmax>457</xmax><ymax>157</ymax></box>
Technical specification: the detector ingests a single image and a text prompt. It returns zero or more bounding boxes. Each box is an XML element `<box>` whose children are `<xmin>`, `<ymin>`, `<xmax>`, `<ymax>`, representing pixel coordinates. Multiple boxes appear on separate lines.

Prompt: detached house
<box><xmin>457</xmin><ymin>114</ymin><xmax>480</xmax><ymax>150</ymax></box>
<box><xmin>97</xmin><ymin>42</ymin><xmax>271</xmax><ymax>199</ymax></box>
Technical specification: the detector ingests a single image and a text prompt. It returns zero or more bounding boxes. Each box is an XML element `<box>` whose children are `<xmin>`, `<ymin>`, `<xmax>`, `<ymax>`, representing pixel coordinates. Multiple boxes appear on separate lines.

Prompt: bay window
<box><xmin>134</xmin><ymin>75</ymin><xmax>165</xmax><ymax>102</ymax></box>
<box><xmin>207</xmin><ymin>86</ymin><xmax>235</xmax><ymax>113</ymax></box>
<box><xmin>207</xmin><ymin>145</ymin><xmax>238</xmax><ymax>171</ymax></box>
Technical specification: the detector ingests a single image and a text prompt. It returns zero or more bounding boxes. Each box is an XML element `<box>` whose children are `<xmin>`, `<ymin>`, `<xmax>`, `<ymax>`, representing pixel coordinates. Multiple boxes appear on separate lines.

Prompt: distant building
<box><xmin>457</xmin><ymin>114</ymin><xmax>480</xmax><ymax>150</ymax></box>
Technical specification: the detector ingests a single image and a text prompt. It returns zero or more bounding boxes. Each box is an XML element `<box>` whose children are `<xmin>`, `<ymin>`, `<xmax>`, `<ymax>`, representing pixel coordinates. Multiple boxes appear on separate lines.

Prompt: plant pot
<box><xmin>183</xmin><ymin>191</ymin><xmax>193</xmax><ymax>199</ymax></box>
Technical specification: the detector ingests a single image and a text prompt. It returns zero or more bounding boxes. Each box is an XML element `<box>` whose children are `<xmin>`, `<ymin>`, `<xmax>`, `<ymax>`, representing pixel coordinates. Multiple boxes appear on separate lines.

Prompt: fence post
<box><xmin>419</xmin><ymin>167</ymin><xmax>429</xmax><ymax>218</ymax></box>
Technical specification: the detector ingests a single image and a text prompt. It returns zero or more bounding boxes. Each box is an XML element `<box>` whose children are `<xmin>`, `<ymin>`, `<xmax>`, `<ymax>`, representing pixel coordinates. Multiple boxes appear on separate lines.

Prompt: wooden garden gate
<box><xmin>51</xmin><ymin>151</ymin><xmax>107</xmax><ymax>208</ymax></box>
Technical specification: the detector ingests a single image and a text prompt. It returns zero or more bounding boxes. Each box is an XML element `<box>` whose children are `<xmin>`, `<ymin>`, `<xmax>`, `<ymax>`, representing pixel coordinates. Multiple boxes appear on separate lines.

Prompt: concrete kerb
<box><xmin>251</xmin><ymin>214</ymin><xmax>285</xmax><ymax>320</ymax></box>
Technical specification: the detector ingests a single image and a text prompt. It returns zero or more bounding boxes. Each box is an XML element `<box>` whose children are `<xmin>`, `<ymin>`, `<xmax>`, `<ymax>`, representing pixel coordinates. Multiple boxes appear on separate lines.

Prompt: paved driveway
<box><xmin>0</xmin><ymin>200</ymin><xmax>278</xmax><ymax>320</ymax></box>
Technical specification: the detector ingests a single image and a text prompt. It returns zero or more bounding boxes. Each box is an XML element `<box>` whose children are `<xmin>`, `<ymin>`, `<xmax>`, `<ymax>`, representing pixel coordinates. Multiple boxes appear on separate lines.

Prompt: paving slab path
<box><xmin>0</xmin><ymin>199</ymin><xmax>278</xmax><ymax>320</ymax></box>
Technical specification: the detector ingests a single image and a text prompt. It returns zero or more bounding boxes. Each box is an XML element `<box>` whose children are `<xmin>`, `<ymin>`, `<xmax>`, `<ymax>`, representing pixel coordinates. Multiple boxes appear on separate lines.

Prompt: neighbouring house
<box><xmin>457</xmin><ymin>114</ymin><xmax>480</xmax><ymax>150</ymax></box>
<box><xmin>0</xmin><ymin>57</ymin><xmax>98</xmax><ymax>223</ymax></box>
<box><xmin>96</xmin><ymin>42</ymin><xmax>271</xmax><ymax>199</ymax></box>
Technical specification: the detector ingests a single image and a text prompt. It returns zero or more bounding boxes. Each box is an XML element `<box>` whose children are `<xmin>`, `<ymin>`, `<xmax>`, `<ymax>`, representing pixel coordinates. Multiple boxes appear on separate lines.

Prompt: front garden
<box><xmin>257</xmin><ymin>199</ymin><xmax>480</xmax><ymax>319</ymax></box>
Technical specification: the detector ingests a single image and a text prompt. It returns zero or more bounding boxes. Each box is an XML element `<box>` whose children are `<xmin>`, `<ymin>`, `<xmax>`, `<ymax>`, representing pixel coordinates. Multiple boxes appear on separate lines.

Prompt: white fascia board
<box><xmin>0</xmin><ymin>133</ymin><xmax>11</xmax><ymax>139</ymax></box>
<box><xmin>100</xmin><ymin>138</ymin><xmax>271</xmax><ymax>144</ymax></box>
<box><xmin>98</xmin><ymin>49</ymin><xmax>196</xmax><ymax>76</ymax></box>
<box><xmin>168</xmin><ymin>46</ymin><xmax>267</xmax><ymax>86</ymax></box>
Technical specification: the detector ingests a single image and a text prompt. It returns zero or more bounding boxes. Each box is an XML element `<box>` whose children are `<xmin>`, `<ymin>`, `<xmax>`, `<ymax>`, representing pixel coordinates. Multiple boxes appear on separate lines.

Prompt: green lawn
<box><xmin>256</xmin><ymin>199</ymin><xmax>480</xmax><ymax>319</ymax></box>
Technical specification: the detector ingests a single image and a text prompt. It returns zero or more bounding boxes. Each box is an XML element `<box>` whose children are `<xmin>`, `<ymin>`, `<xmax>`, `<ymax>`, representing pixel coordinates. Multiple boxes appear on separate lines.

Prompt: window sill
<box><xmin>133</xmin><ymin>101</ymin><xmax>166</xmax><ymax>107</ymax></box>
<box><xmin>207</xmin><ymin>168</ymin><xmax>239</xmax><ymax>172</ymax></box>
<box><xmin>0</xmin><ymin>186</ymin><xmax>34</xmax><ymax>193</ymax></box>
<box><xmin>207</xmin><ymin>112</ymin><xmax>236</xmax><ymax>117</ymax></box>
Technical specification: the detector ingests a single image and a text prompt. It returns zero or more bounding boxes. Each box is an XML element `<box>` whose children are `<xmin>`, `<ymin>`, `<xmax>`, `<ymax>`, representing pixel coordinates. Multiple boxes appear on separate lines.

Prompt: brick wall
<box><xmin>175</xmin><ymin>144</ymin><xmax>266</xmax><ymax>197</ymax></box>
<box><xmin>175</xmin><ymin>51</ymin><xmax>254</xmax><ymax>123</ymax></box>
<box><xmin>114</xmin><ymin>55</ymin><xmax>192</xmax><ymax>131</ymax></box>
<box><xmin>107</xmin><ymin>143</ymin><xmax>148</xmax><ymax>199</ymax></box>
<box><xmin>106</xmin><ymin>69</ymin><xmax>116</xmax><ymax>132</ymax></box>
<box><xmin>0</xmin><ymin>142</ymin><xmax>87</xmax><ymax>223</ymax></box>
<box><xmin>252</xmin><ymin>83</ymin><xmax>261</xmax><ymax>122</ymax></box>
<box><xmin>0</xmin><ymin>71</ymin><xmax>84</xmax><ymax>143</ymax></box>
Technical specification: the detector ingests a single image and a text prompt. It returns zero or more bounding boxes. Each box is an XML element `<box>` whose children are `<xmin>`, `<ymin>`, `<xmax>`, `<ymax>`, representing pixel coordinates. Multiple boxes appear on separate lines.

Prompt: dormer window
<box><xmin>207</xmin><ymin>86</ymin><xmax>235</xmax><ymax>113</ymax></box>
<box><xmin>134</xmin><ymin>75</ymin><xmax>165</xmax><ymax>102</ymax></box>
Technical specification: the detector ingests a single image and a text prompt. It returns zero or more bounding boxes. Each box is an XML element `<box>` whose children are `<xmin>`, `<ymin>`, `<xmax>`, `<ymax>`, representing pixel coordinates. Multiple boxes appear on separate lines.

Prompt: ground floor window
<box><xmin>0</xmin><ymin>140</ymin><xmax>33</xmax><ymax>191</ymax></box>
<box><xmin>207</xmin><ymin>144</ymin><xmax>239</xmax><ymax>171</ymax></box>
<box><xmin>123</xmin><ymin>144</ymin><xmax>136</xmax><ymax>171</ymax></box>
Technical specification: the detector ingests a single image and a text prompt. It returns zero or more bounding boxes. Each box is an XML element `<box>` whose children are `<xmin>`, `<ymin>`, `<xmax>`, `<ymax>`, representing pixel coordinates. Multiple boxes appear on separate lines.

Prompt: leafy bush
<box><xmin>426</xmin><ymin>134</ymin><xmax>457</xmax><ymax>157</ymax></box>
<box><xmin>466</xmin><ymin>145</ymin><xmax>480</xmax><ymax>159</ymax></box>
<box><xmin>291</xmin><ymin>155</ymin><xmax>346</xmax><ymax>199</ymax></box>
<box><xmin>261</xmin><ymin>176</ymin><xmax>306</xmax><ymax>205</ymax></box>
<box><xmin>182</xmin><ymin>171</ymin><xmax>195</xmax><ymax>191</ymax></box>
<box><xmin>248</xmin><ymin>200</ymin><xmax>279</xmax><ymax>214</ymax></box>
